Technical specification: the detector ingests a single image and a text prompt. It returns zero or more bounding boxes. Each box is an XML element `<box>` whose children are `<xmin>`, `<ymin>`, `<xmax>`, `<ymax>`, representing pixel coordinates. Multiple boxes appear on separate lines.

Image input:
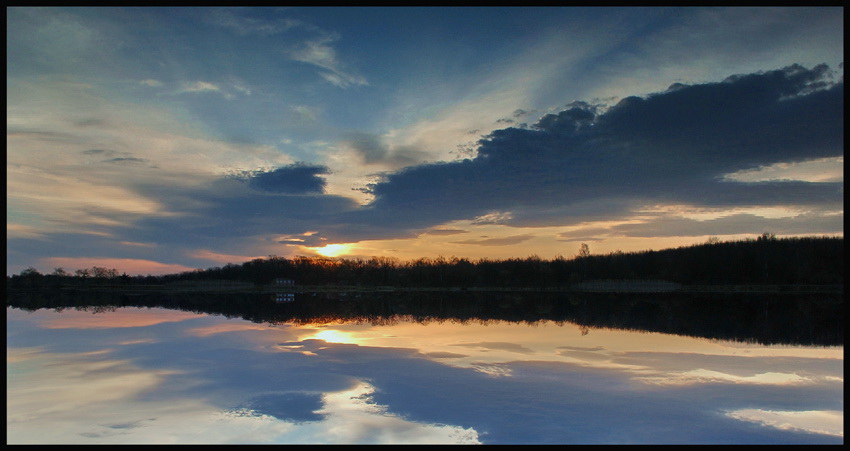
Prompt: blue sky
<box><xmin>7</xmin><ymin>7</ymin><xmax>844</xmax><ymax>275</ymax></box>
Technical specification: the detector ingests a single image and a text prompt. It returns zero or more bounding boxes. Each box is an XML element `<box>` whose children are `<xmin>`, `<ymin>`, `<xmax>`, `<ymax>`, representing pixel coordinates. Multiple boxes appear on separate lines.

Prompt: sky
<box><xmin>6</xmin><ymin>6</ymin><xmax>844</xmax><ymax>276</ymax></box>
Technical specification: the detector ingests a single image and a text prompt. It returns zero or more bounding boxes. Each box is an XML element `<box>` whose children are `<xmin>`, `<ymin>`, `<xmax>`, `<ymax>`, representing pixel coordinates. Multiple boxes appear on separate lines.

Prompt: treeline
<box><xmin>6</xmin><ymin>290</ymin><xmax>844</xmax><ymax>346</ymax></box>
<box><xmin>8</xmin><ymin>235</ymin><xmax>843</xmax><ymax>290</ymax></box>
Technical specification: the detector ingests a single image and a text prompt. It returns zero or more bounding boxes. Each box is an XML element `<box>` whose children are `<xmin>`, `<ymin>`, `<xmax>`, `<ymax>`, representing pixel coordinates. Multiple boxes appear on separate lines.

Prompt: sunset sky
<box><xmin>7</xmin><ymin>7</ymin><xmax>844</xmax><ymax>276</ymax></box>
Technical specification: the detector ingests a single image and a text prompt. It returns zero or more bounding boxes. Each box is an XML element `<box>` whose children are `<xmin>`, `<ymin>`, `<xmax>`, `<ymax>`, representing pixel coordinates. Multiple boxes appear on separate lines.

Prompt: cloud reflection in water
<box><xmin>6</xmin><ymin>306</ymin><xmax>843</xmax><ymax>444</ymax></box>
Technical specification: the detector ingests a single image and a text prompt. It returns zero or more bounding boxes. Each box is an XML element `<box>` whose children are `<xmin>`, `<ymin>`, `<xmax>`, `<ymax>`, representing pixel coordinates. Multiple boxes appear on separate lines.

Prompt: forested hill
<box><xmin>9</xmin><ymin>236</ymin><xmax>843</xmax><ymax>290</ymax></box>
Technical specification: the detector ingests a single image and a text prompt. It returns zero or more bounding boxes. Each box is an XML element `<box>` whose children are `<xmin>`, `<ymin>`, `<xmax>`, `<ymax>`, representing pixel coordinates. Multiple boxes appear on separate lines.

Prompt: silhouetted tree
<box><xmin>7</xmin><ymin>236</ymin><xmax>843</xmax><ymax>291</ymax></box>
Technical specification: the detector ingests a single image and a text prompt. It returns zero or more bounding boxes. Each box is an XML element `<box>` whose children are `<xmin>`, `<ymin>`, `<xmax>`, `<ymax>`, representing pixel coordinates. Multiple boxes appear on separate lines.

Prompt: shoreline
<box><xmin>7</xmin><ymin>283</ymin><xmax>844</xmax><ymax>295</ymax></box>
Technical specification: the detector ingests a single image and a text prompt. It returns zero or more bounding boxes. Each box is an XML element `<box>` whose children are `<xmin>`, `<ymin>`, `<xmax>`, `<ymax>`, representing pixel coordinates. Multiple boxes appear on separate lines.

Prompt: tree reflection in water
<box><xmin>7</xmin><ymin>290</ymin><xmax>842</xmax><ymax>346</ymax></box>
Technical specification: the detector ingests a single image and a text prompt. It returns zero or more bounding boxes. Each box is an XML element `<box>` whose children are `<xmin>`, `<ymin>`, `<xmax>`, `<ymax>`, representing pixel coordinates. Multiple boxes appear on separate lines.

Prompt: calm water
<box><xmin>6</xmin><ymin>298</ymin><xmax>844</xmax><ymax>444</ymax></box>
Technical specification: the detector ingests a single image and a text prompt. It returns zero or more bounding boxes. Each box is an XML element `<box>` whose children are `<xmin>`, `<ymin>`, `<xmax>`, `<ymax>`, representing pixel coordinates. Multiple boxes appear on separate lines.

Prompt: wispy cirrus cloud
<box><xmin>452</xmin><ymin>235</ymin><xmax>536</xmax><ymax>247</ymax></box>
<box><xmin>203</xmin><ymin>7</ymin><xmax>302</xmax><ymax>36</ymax></box>
<box><xmin>179</xmin><ymin>80</ymin><xmax>223</xmax><ymax>94</ymax></box>
<box><xmin>287</xmin><ymin>35</ymin><xmax>368</xmax><ymax>88</ymax></box>
<box><xmin>199</xmin><ymin>8</ymin><xmax>366</xmax><ymax>88</ymax></box>
<box><xmin>169</xmin><ymin>79</ymin><xmax>253</xmax><ymax>99</ymax></box>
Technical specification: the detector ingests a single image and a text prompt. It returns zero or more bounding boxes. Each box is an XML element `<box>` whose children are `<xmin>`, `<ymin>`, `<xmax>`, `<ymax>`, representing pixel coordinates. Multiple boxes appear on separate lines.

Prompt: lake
<box><xmin>6</xmin><ymin>291</ymin><xmax>844</xmax><ymax>444</ymax></box>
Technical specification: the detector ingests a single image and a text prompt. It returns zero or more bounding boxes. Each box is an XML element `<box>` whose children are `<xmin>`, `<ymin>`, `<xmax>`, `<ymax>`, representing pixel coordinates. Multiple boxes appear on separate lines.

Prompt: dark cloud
<box><xmin>245</xmin><ymin>163</ymin><xmax>329</xmax><ymax>194</ymax></box>
<box><xmin>349</xmin><ymin>64</ymin><xmax>843</xmax><ymax>235</ymax></box>
<box><xmin>100</xmin><ymin>420</ymin><xmax>146</xmax><ymax>430</ymax></box>
<box><xmin>496</xmin><ymin>108</ymin><xmax>534</xmax><ymax>124</ymax></box>
<box><xmin>82</xmin><ymin>148</ymin><xmax>114</xmax><ymax>155</ymax></box>
<box><xmin>104</xmin><ymin>173</ymin><xmax>360</xmax><ymax>258</ymax></box>
<box><xmin>344</xmin><ymin>131</ymin><xmax>429</xmax><ymax>167</ymax></box>
<box><xmin>83</xmin><ymin>149</ymin><xmax>158</xmax><ymax>168</ymax></box>
<box><xmin>556</xmin><ymin>227</ymin><xmax>613</xmax><ymax>242</ymax></box>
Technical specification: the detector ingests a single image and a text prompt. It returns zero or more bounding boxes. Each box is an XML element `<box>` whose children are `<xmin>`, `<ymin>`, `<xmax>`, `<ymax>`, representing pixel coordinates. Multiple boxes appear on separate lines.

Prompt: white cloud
<box><xmin>205</xmin><ymin>8</ymin><xmax>302</xmax><ymax>36</ymax></box>
<box><xmin>7</xmin><ymin>77</ymin><xmax>294</xmax><ymax>237</ymax></box>
<box><xmin>724</xmin><ymin>157</ymin><xmax>844</xmax><ymax>183</ymax></box>
<box><xmin>726</xmin><ymin>409</ymin><xmax>843</xmax><ymax>438</ymax></box>
<box><xmin>179</xmin><ymin>80</ymin><xmax>223</xmax><ymax>94</ymax></box>
<box><xmin>171</xmin><ymin>80</ymin><xmax>255</xmax><ymax>99</ymax></box>
<box><xmin>287</xmin><ymin>35</ymin><xmax>367</xmax><ymax>88</ymax></box>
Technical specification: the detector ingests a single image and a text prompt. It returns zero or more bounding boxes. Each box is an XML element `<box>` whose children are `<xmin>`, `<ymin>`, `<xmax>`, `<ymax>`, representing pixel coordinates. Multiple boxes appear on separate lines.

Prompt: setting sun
<box><xmin>311</xmin><ymin>243</ymin><xmax>353</xmax><ymax>257</ymax></box>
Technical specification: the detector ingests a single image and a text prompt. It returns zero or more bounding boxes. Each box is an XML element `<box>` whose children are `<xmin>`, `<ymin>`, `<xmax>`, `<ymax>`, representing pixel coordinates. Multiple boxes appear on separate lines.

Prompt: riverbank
<box><xmin>8</xmin><ymin>283</ymin><xmax>843</xmax><ymax>295</ymax></box>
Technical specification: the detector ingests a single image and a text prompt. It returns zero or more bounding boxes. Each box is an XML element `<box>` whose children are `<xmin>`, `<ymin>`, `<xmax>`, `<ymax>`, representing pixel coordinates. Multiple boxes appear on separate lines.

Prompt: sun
<box><xmin>311</xmin><ymin>243</ymin><xmax>353</xmax><ymax>257</ymax></box>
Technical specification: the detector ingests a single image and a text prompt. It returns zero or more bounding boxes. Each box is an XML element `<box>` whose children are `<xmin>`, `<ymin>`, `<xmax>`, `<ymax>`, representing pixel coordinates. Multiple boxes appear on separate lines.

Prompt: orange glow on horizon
<box><xmin>310</xmin><ymin>243</ymin><xmax>354</xmax><ymax>257</ymax></box>
<box><xmin>188</xmin><ymin>249</ymin><xmax>266</xmax><ymax>265</ymax></box>
<box><xmin>40</xmin><ymin>257</ymin><xmax>197</xmax><ymax>276</ymax></box>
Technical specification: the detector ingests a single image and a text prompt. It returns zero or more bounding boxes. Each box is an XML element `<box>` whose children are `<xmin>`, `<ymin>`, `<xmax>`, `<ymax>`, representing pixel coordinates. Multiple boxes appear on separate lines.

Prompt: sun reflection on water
<box><xmin>308</xmin><ymin>329</ymin><xmax>358</xmax><ymax>344</ymax></box>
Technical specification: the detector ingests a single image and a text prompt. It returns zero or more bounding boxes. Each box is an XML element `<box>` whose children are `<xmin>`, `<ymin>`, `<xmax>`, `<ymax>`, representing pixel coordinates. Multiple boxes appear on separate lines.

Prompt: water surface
<box><xmin>6</xmin><ymin>296</ymin><xmax>843</xmax><ymax>444</ymax></box>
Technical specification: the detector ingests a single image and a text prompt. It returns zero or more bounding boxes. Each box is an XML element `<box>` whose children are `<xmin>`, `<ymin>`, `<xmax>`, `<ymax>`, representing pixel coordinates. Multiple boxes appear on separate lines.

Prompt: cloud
<box><xmin>116</xmin><ymin>172</ymin><xmax>360</xmax><ymax>255</ymax></box>
<box><xmin>451</xmin><ymin>342</ymin><xmax>536</xmax><ymax>354</ymax></box>
<box><xmin>423</xmin><ymin>228</ymin><xmax>469</xmax><ymax>236</ymax></box>
<box><xmin>345</xmin><ymin>64</ymin><xmax>843</xmax><ymax>237</ymax></box>
<box><xmin>103</xmin><ymin>157</ymin><xmax>152</xmax><ymax>166</ymax></box>
<box><xmin>725</xmin><ymin>157</ymin><xmax>843</xmax><ymax>183</ymax></box>
<box><xmin>725</xmin><ymin>409</ymin><xmax>843</xmax><ymax>438</ymax></box>
<box><xmin>423</xmin><ymin>351</ymin><xmax>469</xmax><ymax>359</ymax></box>
<box><xmin>201</xmin><ymin>8</ymin><xmax>367</xmax><ymax>89</ymax></box>
<box><xmin>287</xmin><ymin>35</ymin><xmax>367</xmax><ymax>88</ymax></box>
<box><xmin>174</xmin><ymin>80</ymin><xmax>253</xmax><ymax>99</ymax></box>
<box><xmin>179</xmin><ymin>81</ymin><xmax>223</xmax><ymax>94</ymax></box>
<box><xmin>82</xmin><ymin>148</ymin><xmax>115</xmax><ymax>155</ymax></box>
<box><xmin>342</xmin><ymin>132</ymin><xmax>430</xmax><ymax>167</ymax></box>
<box><xmin>608</xmin><ymin>212</ymin><xmax>844</xmax><ymax>238</ymax></box>
<box><xmin>240</xmin><ymin>163</ymin><xmax>331</xmax><ymax>194</ymax></box>
<box><xmin>204</xmin><ymin>8</ymin><xmax>302</xmax><ymax>36</ymax></box>
<box><xmin>452</xmin><ymin>235</ymin><xmax>536</xmax><ymax>247</ymax></box>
